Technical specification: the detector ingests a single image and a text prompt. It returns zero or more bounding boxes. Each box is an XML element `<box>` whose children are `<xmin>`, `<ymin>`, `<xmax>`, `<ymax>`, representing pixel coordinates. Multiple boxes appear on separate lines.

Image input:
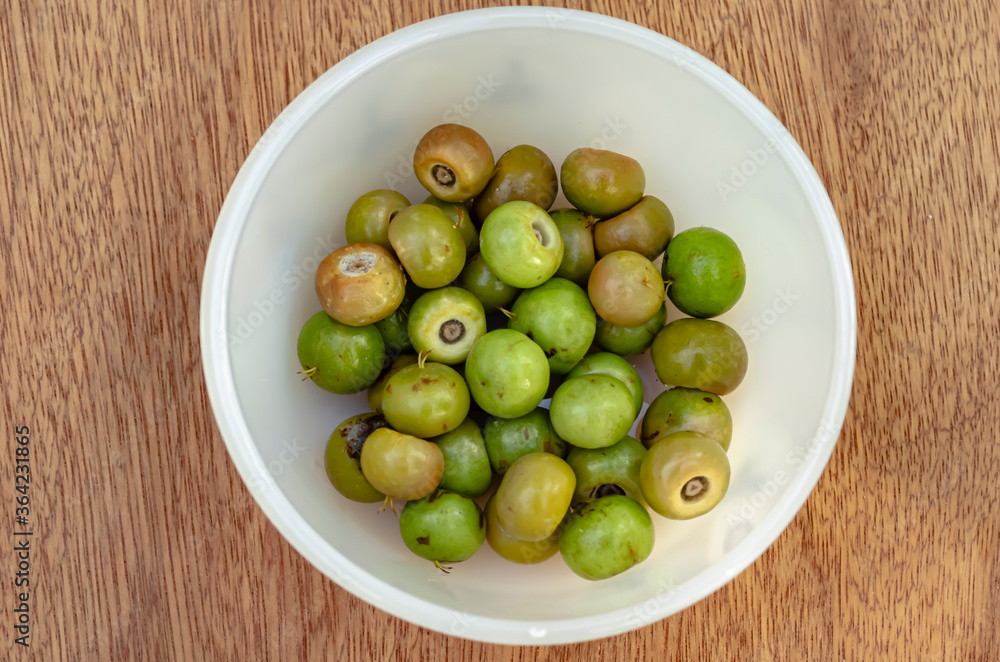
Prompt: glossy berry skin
<box><xmin>639</xmin><ymin>431</ymin><xmax>731</xmax><ymax>519</ymax></box>
<box><xmin>479</xmin><ymin>201</ymin><xmax>564</xmax><ymax>289</ymax></box>
<box><xmin>484</xmin><ymin>493</ymin><xmax>559</xmax><ymax>565</ymax></box>
<box><xmin>324</xmin><ymin>413</ymin><xmax>389</xmax><ymax>503</ymax></box>
<box><xmin>373</xmin><ymin>280</ymin><xmax>421</xmax><ymax>356</ymax></box>
<box><xmin>407</xmin><ymin>287</ymin><xmax>487</xmax><ymax>365</ymax></box>
<box><xmin>296</xmin><ymin>311</ymin><xmax>384</xmax><ymax>394</ymax></box>
<box><xmin>373</xmin><ymin>306</ymin><xmax>412</xmax><ymax>356</ymax></box>
<box><xmin>472</xmin><ymin>144</ymin><xmax>558</xmax><ymax>222</ymax></box>
<box><xmin>560</xmin><ymin>148</ymin><xmax>645</xmax><ymax>218</ymax></box>
<box><xmin>593</xmin><ymin>195</ymin><xmax>674</xmax><ymax>260</ymax></box>
<box><xmin>550</xmin><ymin>374</ymin><xmax>637</xmax><ymax>449</ymax></box>
<box><xmin>399</xmin><ymin>490</ymin><xmax>486</xmax><ymax>563</ymax></box>
<box><xmin>594</xmin><ymin>303</ymin><xmax>667</xmax><ymax>356</ymax></box>
<box><xmin>559</xmin><ymin>495</ymin><xmax>654</xmax><ymax>580</ymax></box>
<box><xmin>344</xmin><ymin>189</ymin><xmax>411</xmax><ymax>249</ymax></box>
<box><xmin>565</xmin><ymin>435</ymin><xmax>647</xmax><ymax>505</ymax></box>
<box><xmin>422</xmin><ymin>195</ymin><xmax>479</xmax><ymax>255</ymax></box>
<box><xmin>566</xmin><ymin>352</ymin><xmax>644</xmax><ymax>419</ymax></box>
<box><xmin>413</xmin><ymin>124</ymin><xmax>494</xmax><ymax>202</ymax></box>
<box><xmin>314</xmin><ymin>243</ymin><xmax>406</xmax><ymax>326</ymax></box>
<box><xmin>464</xmin><ymin>329</ymin><xmax>550</xmax><ymax>418</ymax></box>
<box><xmin>640</xmin><ymin>387</ymin><xmax>733</xmax><ymax>451</ymax></box>
<box><xmin>388</xmin><ymin>204</ymin><xmax>467</xmax><ymax>288</ymax></box>
<box><xmin>588</xmin><ymin>250</ymin><xmax>665</xmax><ymax>327</ymax></box>
<box><xmin>650</xmin><ymin>319</ymin><xmax>748</xmax><ymax>395</ymax></box>
<box><xmin>459</xmin><ymin>253</ymin><xmax>520</xmax><ymax>314</ymax></box>
<box><xmin>483</xmin><ymin>407</ymin><xmax>567</xmax><ymax>474</ymax></box>
<box><xmin>360</xmin><ymin>428</ymin><xmax>443</xmax><ymax>501</ymax></box>
<box><xmin>430</xmin><ymin>418</ymin><xmax>493</xmax><ymax>498</ymax></box>
<box><xmin>663</xmin><ymin>227</ymin><xmax>746</xmax><ymax>318</ymax></box>
<box><xmin>550</xmin><ymin>208</ymin><xmax>597</xmax><ymax>285</ymax></box>
<box><xmin>381</xmin><ymin>362</ymin><xmax>470</xmax><ymax>438</ymax></box>
<box><xmin>507</xmin><ymin>278</ymin><xmax>596</xmax><ymax>374</ymax></box>
<box><xmin>367</xmin><ymin>353</ymin><xmax>418</xmax><ymax>414</ymax></box>
<box><xmin>493</xmin><ymin>453</ymin><xmax>576</xmax><ymax>542</ymax></box>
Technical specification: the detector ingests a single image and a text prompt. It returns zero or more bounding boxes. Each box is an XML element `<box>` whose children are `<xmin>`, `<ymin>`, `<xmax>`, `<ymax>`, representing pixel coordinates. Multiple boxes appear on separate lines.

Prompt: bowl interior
<box><xmin>208</xmin><ymin>9</ymin><xmax>853</xmax><ymax>644</ymax></box>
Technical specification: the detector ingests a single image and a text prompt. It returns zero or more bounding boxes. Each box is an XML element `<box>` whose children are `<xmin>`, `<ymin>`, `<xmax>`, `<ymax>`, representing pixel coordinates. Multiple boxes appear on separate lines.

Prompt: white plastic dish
<box><xmin>200</xmin><ymin>7</ymin><xmax>856</xmax><ymax>645</ymax></box>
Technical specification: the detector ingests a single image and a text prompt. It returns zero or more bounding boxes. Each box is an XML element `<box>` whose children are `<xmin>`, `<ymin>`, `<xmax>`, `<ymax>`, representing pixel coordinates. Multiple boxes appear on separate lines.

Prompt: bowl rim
<box><xmin>200</xmin><ymin>6</ymin><xmax>857</xmax><ymax>645</ymax></box>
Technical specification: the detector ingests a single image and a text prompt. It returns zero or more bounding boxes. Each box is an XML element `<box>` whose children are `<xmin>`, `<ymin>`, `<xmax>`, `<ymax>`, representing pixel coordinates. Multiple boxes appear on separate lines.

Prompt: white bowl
<box><xmin>200</xmin><ymin>7</ymin><xmax>856</xmax><ymax>645</ymax></box>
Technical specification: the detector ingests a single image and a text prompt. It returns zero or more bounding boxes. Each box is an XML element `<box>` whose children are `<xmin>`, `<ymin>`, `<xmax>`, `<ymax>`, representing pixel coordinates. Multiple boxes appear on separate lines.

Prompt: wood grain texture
<box><xmin>2</xmin><ymin>0</ymin><xmax>999</xmax><ymax>659</ymax></box>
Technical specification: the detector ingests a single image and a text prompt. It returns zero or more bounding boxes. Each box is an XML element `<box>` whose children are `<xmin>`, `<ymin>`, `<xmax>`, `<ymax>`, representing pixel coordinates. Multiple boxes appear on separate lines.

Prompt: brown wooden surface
<box><xmin>3</xmin><ymin>0</ymin><xmax>999</xmax><ymax>659</ymax></box>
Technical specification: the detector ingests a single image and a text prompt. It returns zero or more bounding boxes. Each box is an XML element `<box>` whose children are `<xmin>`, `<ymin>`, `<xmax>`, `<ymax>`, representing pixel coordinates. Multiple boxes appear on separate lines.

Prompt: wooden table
<box><xmin>3</xmin><ymin>0</ymin><xmax>998</xmax><ymax>659</ymax></box>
